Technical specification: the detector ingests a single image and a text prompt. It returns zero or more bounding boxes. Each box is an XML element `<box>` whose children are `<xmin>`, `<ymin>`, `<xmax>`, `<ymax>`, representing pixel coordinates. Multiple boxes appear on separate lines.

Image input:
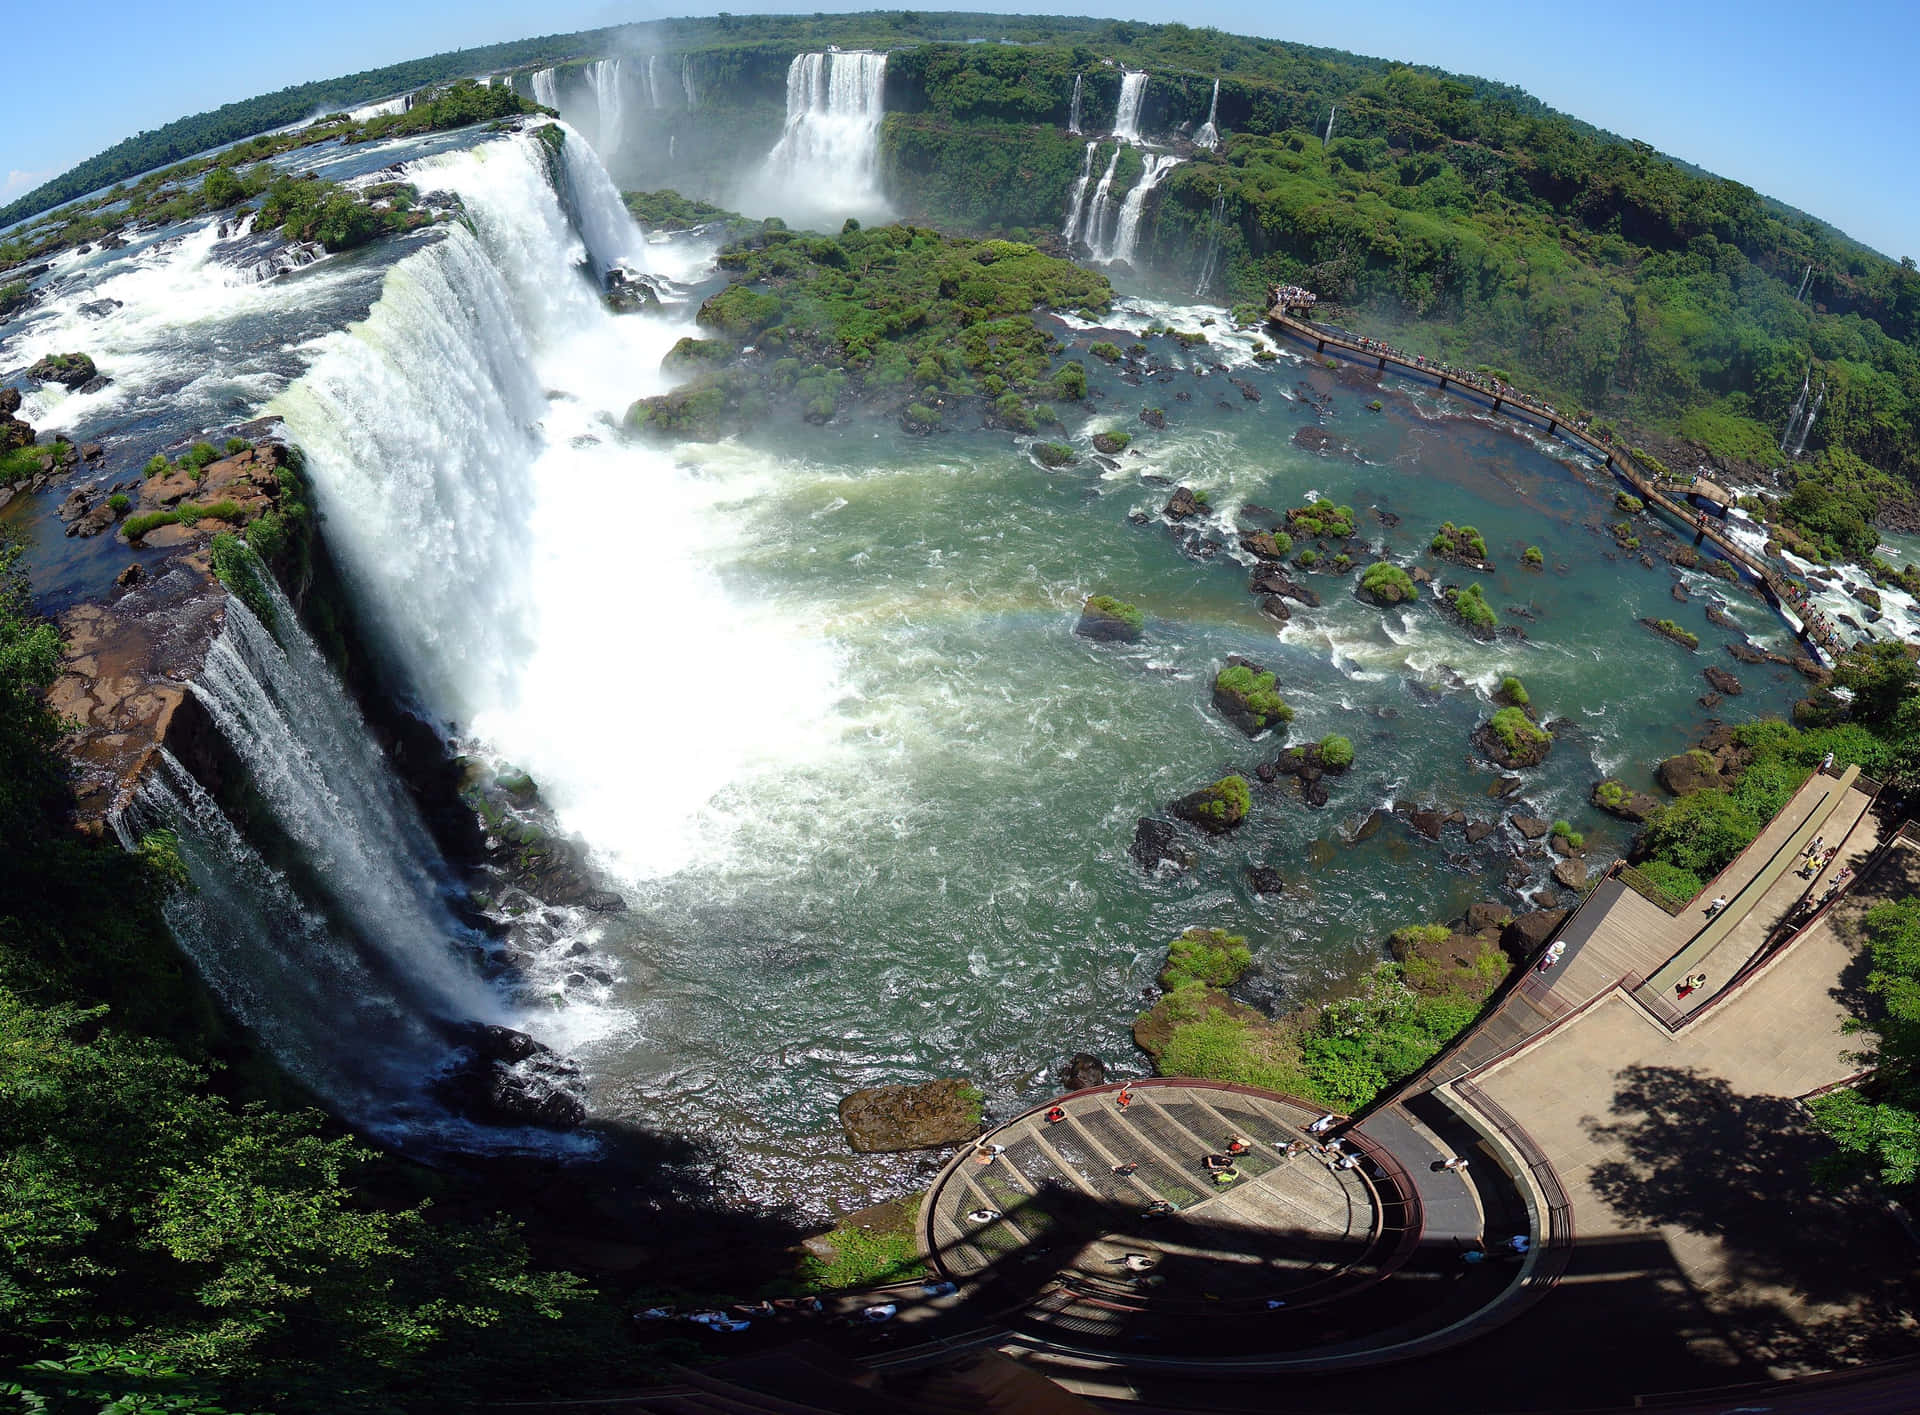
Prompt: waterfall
<box><xmin>1795</xmin><ymin>264</ymin><xmax>1814</xmax><ymax>302</ymax></box>
<box><xmin>278</xmin><ymin>127</ymin><xmax>839</xmax><ymax>883</ymax></box>
<box><xmin>531</xmin><ymin>67</ymin><xmax>560</xmax><ymax>112</ymax></box>
<box><xmin>1194</xmin><ymin>183</ymin><xmax>1227</xmax><ymax>295</ymax></box>
<box><xmin>647</xmin><ymin>55</ymin><xmax>665</xmax><ymax>108</ymax></box>
<box><xmin>1068</xmin><ymin>74</ymin><xmax>1083</xmax><ymax>135</ymax></box>
<box><xmin>1794</xmin><ymin>381</ymin><xmax>1826</xmax><ymax>458</ymax></box>
<box><xmin>1062</xmin><ymin>140</ymin><xmax>1098</xmax><ymax>242</ymax></box>
<box><xmin>681</xmin><ymin>56</ymin><xmax>698</xmax><ymax>107</ymax></box>
<box><xmin>757</xmin><ymin>50</ymin><xmax>892</xmax><ymax>229</ymax></box>
<box><xmin>1078</xmin><ymin>146</ymin><xmax>1124</xmax><ymax>254</ymax></box>
<box><xmin>1779</xmin><ymin>366</ymin><xmax>1812</xmax><ymax>454</ymax></box>
<box><xmin>588</xmin><ymin>58</ymin><xmax>625</xmax><ymax>163</ymax></box>
<box><xmin>1099</xmin><ymin>152</ymin><xmax>1183</xmax><ymax>267</ymax></box>
<box><xmin>1195</xmin><ymin>79</ymin><xmax>1220</xmax><ymax>150</ymax></box>
<box><xmin>1112</xmin><ymin>71</ymin><xmax>1148</xmax><ymax>144</ymax></box>
<box><xmin>1324</xmin><ymin>105</ymin><xmax>1337</xmax><ymax>144</ymax></box>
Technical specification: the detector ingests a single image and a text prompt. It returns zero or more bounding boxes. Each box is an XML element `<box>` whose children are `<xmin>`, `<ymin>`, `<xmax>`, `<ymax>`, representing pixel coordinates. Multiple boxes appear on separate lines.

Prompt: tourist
<box><xmin>1143</xmin><ymin>1200</ymin><xmax>1175</xmax><ymax>1220</ymax></box>
<box><xmin>1112</xmin><ymin>1162</ymin><xmax>1138</xmax><ymax>1176</ymax></box>
<box><xmin>861</xmin><ymin>1304</ymin><xmax>897</xmax><ymax>1324</ymax></box>
<box><xmin>1226</xmin><ymin>1135</ymin><xmax>1251</xmax><ymax>1156</ymax></box>
<box><xmin>1438</xmin><ymin>1156</ymin><xmax>1471</xmax><ymax>1172</ymax></box>
<box><xmin>1675</xmin><ymin>973</ymin><xmax>1707</xmax><ymax>1000</ymax></box>
<box><xmin>1336</xmin><ymin>1153</ymin><xmax>1361</xmax><ymax>1171</ymax></box>
<box><xmin>1118</xmin><ymin>1253</ymin><xmax>1156</xmax><ymax>1272</ymax></box>
<box><xmin>1045</xmin><ymin>1105</ymin><xmax>1066</xmax><ymax>1125</ymax></box>
<box><xmin>1821</xmin><ymin>750</ymin><xmax>1836</xmax><ymax>771</ymax></box>
<box><xmin>1266</xmin><ymin>1298</ymin><xmax>1288</xmax><ymax>1309</ymax></box>
<box><xmin>1116</xmin><ymin>1085</ymin><xmax>1134</xmax><ymax>1110</ymax></box>
<box><xmin>973</xmin><ymin>1142</ymin><xmax>1006</xmax><ymax>1165</ymax></box>
<box><xmin>1212</xmin><ymin>1166</ymin><xmax>1240</xmax><ymax>1186</ymax></box>
<box><xmin>1705</xmin><ymin>895</ymin><xmax>1729</xmax><ymax>918</ymax></box>
<box><xmin>1507</xmin><ymin>1234</ymin><xmax>1531</xmax><ymax>1253</ymax></box>
<box><xmin>966</xmin><ymin>1208</ymin><xmax>1000</xmax><ymax>1224</ymax></box>
<box><xmin>921</xmin><ymin>1280</ymin><xmax>958</xmax><ymax>1297</ymax></box>
<box><xmin>1536</xmin><ymin>939</ymin><xmax>1566</xmax><ymax>974</ymax></box>
<box><xmin>1203</xmin><ymin>1153</ymin><xmax>1235</xmax><ymax>1171</ymax></box>
<box><xmin>1462</xmin><ymin>1248</ymin><xmax>1489</xmax><ymax>1264</ymax></box>
<box><xmin>1308</xmin><ymin>1113</ymin><xmax>1338</xmax><ymax>1133</ymax></box>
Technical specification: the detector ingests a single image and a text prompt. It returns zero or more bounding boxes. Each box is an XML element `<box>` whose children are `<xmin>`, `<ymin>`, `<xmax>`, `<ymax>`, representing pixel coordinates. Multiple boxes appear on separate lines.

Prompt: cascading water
<box><xmin>1068</xmin><ymin>74</ymin><xmax>1084</xmax><ymax>135</ymax></box>
<box><xmin>1194</xmin><ymin>79</ymin><xmax>1221</xmax><ymax>150</ymax></box>
<box><xmin>1077</xmin><ymin>147</ymin><xmax>1123</xmax><ymax>254</ymax></box>
<box><xmin>756</xmin><ymin>50</ymin><xmax>892</xmax><ymax>230</ymax></box>
<box><xmin>531</xmin><ymin>67</ymin><xmax>560</xmax><ymax>112</ymax></box>
<box><xmin>681</xmin><ymin>56</ymin><xmax>698</xmax><ymax>107</ymax></box>
<box><xmin>1794</xmin><ymin>381</ymin><xmax>1826</xmax><ymax>458</ymax></box>
<box><xmin>1062</xmin><ymin>140</ymin><xmax>1098</xmax><ymax>243</ymax></box>
<box><xmin>648</xmin><ymin>55</ymin><xmax>666</xmax><ymax>108</ymax></box>
<box><xmin>1099</xmin><ymin>152</ymin><xmax>1183</xmax><ymax>267</ymax></box>
<box><xmin>1112</xmin><ymin>71</ymin><xmax>1148</xmax><ymax>144</ymax></box>
<box><xmin>278</xmin><ymin>127</ymin><xmax>839</xmax><ymax>886</ymax></box>
<box><xmin>1194</xmin><ymin>183</ymin><xmax>1228</xmax><ymax>295</ymax></box>
<box><xmin>1324</xmin><ymin>104</ymin><xmax>1337</xmax><ymax>144</ymax></box>
<box><xmin>588</xmin><ymin>58</ymin><xmax>625</xmax><ymax>164</ymax></box>
<box><xmin>1779</xmin><ymin>366</ymin><xmax>1812</xmax><ymax>455</ymax></box>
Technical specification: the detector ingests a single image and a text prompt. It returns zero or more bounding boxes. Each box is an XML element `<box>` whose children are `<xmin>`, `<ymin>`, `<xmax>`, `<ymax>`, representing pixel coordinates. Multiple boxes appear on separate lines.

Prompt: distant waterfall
<box><xmin>1068</xmin><ymin>74</ymin><xmax>1084</xmax><ymax>134</ymax></box>
<box><xmin>1099</xmin><ymin>152</ymin><xmax>1183</xmax><ymax>267</ymax></box>
<box><xmin>1795</xmin><ymin>264</ymin><xmax>1814</xmax><ymax>302</ymax></box>
<box><xmin>1194</xmin><ymin>79</ymin><xmax>1220</xmax><ymax>150</ymax></box>
<box><xmin>1062</xmin><ymin>140</ymin><xmax>1098</xmax><ymax>242</ymax></box>
<box><xmin>1779</xmin><ymin>367</ymin><xmax>1812</xmax><ymax>455</ymax></box>
<box><xmin>531</xmin><ymin>68</ymin><xmax>560</xmax><ymax>111</ymax></box>
<box><xmin>1793</xmin><ymin>381</ymin><xmax>1826</xmax><ymax>458</ymax></box>
<box><xmin>1194</xmin><ymin>183</ymin><xmax>1227</xmax><ymax>295</ymax></box>
<box><xmin>647</xmin><ymin>55</ymin><xmax>666</xmax><ymax>108</ymax></box>
<box><xmin>588</xmin><ymin>58</ymin><xmax>625</xmax><ymax>163</ymax></box>
<box><xmin>681</xmin><ymin>56</ymin><xmax>698</xmax><ymax>107</ymax></box>
<box><xmin>1112</xmin><ymin>72</ymin><xmax>1148</xmax><ymax>144</ymax></box>
<box><xmin>1324</xmin><ymin>105</ymin><xmax>1337</xmax><ymax>144</ymax></box>
<box><xmin>757</xmin><ymin>50</ymin><xmax>892</xmax><ymax>229</ymax></box>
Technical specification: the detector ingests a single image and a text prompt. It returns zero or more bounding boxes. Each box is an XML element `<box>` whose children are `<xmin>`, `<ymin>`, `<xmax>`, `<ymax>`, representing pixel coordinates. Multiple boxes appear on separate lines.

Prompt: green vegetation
<box><xmin>1488</xmin><ymin>706</ymin><xmax>1548</xmax><ymax>755</ymax></box>
<box><xmin>1807</xmin><ymin>899</ymin><xmax>1920</xmax><ymax>1188</ymax></box>
<box><xmin>106</xmin><ymin>493</ymin><xmax>130</xmax><ymax>515</ymax></box>
<box><xmin>257</xmin><ymin>175</ymin><xmax>428</xmax><ymax>254</ymax></box>
<box><xmin>797</xmin><ymin>1200</ymin><xmax>928</xmax><ymax>1292</ymax></box>
<box><xmin>1092</xmin><ymin>428</ymin><xmax>1131</xmax><ymax>454</ymax></box>
<box><xmin>1214</xmin><ymin>663</ymin><xmax>1292</xmax><ymax>729</ymax></box>
<box><xmin>622</xmin><ymin>188</ymin><xmax>751</xmax><ymax>233</ymax></box>
<box><xmin>1496</xmin><ymin>674</ymin><xmax>1529</xmax><ymax>706</ymax></box>
<box><xmin>1318</xmin><ymin>734</ymin><xmax>1355</xmax><ymax>770</ymax></box>
<box><xmin>1084</xmin><ymin>595</ymin><xmax>1144</xmax><ymax>633</ymax></box>
<box><xmin>1638</xmin><ymin>860</ymin><xmax>1705</xmax><ymax>905</ymax></box>
<box><xmin>1523</xmin><ymin>545</ymin><xmax>1545</xmax><ymax>567</ymax></box>
<box><xmin>1595</xmin><ymin>779</ymin><xmax>1627</xmax><ymax>810</ymax></box>
<box><xmin>1647</xmin><ymin>618</ymin><xmax>1701</xmax><ymax>649</ymax></box>
<box><xmin>1160</xmin><ymin>927</ymin><xmax>1252</xmax><ymax>991</ymax></box>
<box><xmin>1357</xmin><ymin>561</ymin><xmax>1416</xmax><ymax>604</ymax></box>
<box><xmin>1550</xmin><ymin>820</ymin><xmax>1585</xmax><ymax>850</ymax></box>
<box><xmin>121</xmin><ymin>501</ymin><xmax>244</xmax><ymax>542</ymax></box>
<box><xmin>1286</xmin><ymin>501</ymin><xmax>1356</xmax><ymax>539</ymax></box>
<box><xmin>1089</xmin><ymin>341</ymin><xmax>1123</xmax><ymax>363</ymax></box>
<box><xmin>1186</xmin><ymin>775</ymin><xmax>1253</xmax><ymax>828</ymax></box>
<box><xmin>1615</xmin><ymin>491</ymin><xmax>1645</xmax><ymax>513</ymax></box>
<box><xmin>1444</xmin><ymin>582</ymin><xmax>1498</xmax><ymax>632</ymax></box>
<box><xmin>1032</xmin><ymin>440</ymin><xmax>1077</xmax><ymax>467</ymax></box>
<box><xmin>1431</xmin><ymin>521</ymin><xmax>1489</xmax><ymax>560</ymax></box>
<box><xmin>0</xmin><ymin>447</ymin><xmax>47</xmax><ymax>487</ymax></box>
<box><xmin>630</xmin><ymin>223</ymin><xmax>1110</xmax><ymax>436</ymax></box>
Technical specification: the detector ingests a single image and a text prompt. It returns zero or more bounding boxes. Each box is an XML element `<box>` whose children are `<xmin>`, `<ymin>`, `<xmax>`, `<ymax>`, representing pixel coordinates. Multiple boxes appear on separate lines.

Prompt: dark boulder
<box><xmin>1592</xmin><ymin>779</ymin><xmax>1660</xmax><ymax>822</ymax></box>
<box><xmin>1511</xmin><ymin>814</ymin><xmax>1551</xmax><ymax>840</ymax></box>
<box><xmin>1131</xmin><ymin>817</ymin><xmax>1195</xmax><ymax>873</ymax></box>
<box><xmin>1246</xmin><ymin>864</ymin><xmax>1284</xmax><ymax>894</ymax></box>
<box><xmin>1502</xmin><ymin>908</ymin><xmax>1569</xmax><ymax>959</ymax></box>
<box><xmin>1075</xmin><ymin>595</ymin><xmax>1144</xmax><ymax>643</ymax></box>
<box><xmin>1657</xmin><ymin>751</ymin><xmax>1720</xmax><ymax>796</ymax></box>
<box><xmin>1467</xmin><ymin>901</ymin><xmax>1511</xmax><ymax>933</ymax></box>
<box><xmin>1060</xmin><ymin>1053</ymin><xmax>1107</xmax><ymax>1092</ymax></box>
<box><xmin>1465</xmin><ymin>819</ymin><xmax>1496</xmax><ymax>844</ymax></box>
<box><xmin>1165</xmin><ymin>486</ymin><xmax>1201</xmax><ymax>520</ymax></box>
<box><xmin>1551</xmin><ymin>857</ymin><xmax>1589</xmax><ymax>890</ymax></box>
<box><xmin>26</xmin><ymin>352</ymin><xmax>98</xmax><ymax>388</ymax></box>
<box><xmin>434</xmin><ymin>1023</ymin><xmax>586</xmax><ymax>1130</ymax></box>
<box><xmin>1140</xmin><ymin>406</ymin><xmax>1167</xmax><ymax>430</ymax></box>
<box><xmin>1171</xmin><ymin>775</ymin><xmax>1253</xmax><ymax>834</ymax></box>
<box><xmin>1704</xmin><ymin>666</ymin><xmax>1743</xmax><ymax>696</ymax></box>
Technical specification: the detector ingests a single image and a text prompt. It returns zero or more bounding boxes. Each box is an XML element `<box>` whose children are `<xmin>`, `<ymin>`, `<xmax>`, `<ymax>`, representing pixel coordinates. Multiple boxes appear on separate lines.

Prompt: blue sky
<box><xmin>4</xmin><ymin>1</ymin><xmax>1914</xmax><ymax>259</ymax></box>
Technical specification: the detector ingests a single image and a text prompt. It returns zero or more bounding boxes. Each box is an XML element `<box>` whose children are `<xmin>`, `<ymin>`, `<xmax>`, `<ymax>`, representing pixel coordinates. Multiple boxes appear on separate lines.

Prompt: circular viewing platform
<box><xmin>921</xmin><ymin>1079</ymin><xmax>1430</xmax><ymax>1357</ymax></box>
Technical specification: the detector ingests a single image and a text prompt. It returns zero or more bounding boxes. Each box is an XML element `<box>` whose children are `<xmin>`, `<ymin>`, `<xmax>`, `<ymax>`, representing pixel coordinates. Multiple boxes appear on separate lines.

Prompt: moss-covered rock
<box><xmin>1212</xmin><ymin>657</ymin><xmax>1292</xmax><ymax>736</ymax></box>
<box><xmin>1356</xmin><ymin>561</ymin><xmax>1416</xmax><ymax>606</ymax></box>
<box><xmin>1172</xmin><ymin>774</ymin><xmax>1252</xmax><ymax>833</ymax></box>
<box><xmin>1441</xmin><ymin>582</ymin><xmax>1499</xmax><ymax>639</ymax></box>
<box><xmin>1475</xmin><ymin>706</ymin><xmax>1551</xmax><ymax>768</ymax></box>
<box><xmin>1592</xmin><ymin>777</ymin><xmax>1660</xmax><ymax>821</ymax></box>
<box><xmin>1430</xmin><ymin>521</ymin><xmax>1492</xmax><ymax>568</ymax></box>
<box><xmin>1075</xmin><ymin>593</ymin><xmax>1144</xmax><ymax>642</ymax></box>
<box><xmin>1032</xmin><ymin>440</ymin><xmax>1076</xmax><ymax>467</ymax></box>
<box><xmin>837</xmin><ymin>1078</ymin><xmax>983</xmax><ymax>1153</ymax></box>
<box><xmin>1159</xmin><ymin>927</ymin><xmax>1252</xmax><ymax>991</ymax></box>
<box><xmin>1092</xmin><ymin>429</ymin><xmax>1131</xmax><ymax>455</ymax></box>
<box><xmin>1285</xmin><ymin>501</ymin><xmax>1356</xmax><ymax>540</ymax></box>
<box><xmin>1642</xmin><ymin>617</ymin><xmax>1700</xmax><ymax>650</ymax></box>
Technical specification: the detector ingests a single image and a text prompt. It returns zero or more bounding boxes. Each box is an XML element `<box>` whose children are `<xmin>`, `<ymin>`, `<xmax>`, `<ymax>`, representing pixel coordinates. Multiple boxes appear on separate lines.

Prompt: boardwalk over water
<box><xmin>1263</xmin><ymin>305</ymin><xmax>1842</xmax><ymax>662</ymax></box>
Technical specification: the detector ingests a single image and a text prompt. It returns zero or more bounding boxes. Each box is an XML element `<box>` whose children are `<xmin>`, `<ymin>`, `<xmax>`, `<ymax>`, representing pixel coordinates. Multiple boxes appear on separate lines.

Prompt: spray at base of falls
<box><xmin>1194</xmin><ymin>79</ymin><xmax>1221</xmax><ymax>150</ymax></box>
<box><xmin>1111</xmin><ymin>71</ymin><xmax>1148</xmax><ymax>144</ymax></box>
<box><xmin>755</xmin><ymin>50</ymin><xmax>892</xmax><ymax>230</ymax></box>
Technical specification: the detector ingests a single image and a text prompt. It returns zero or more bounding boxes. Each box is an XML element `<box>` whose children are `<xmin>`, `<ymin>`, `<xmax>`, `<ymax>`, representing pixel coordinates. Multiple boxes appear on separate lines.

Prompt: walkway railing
<box><xmin>1263</xmin><ymin>307</ymin><xmax>1840</xmax><ymax>661</ymax></box>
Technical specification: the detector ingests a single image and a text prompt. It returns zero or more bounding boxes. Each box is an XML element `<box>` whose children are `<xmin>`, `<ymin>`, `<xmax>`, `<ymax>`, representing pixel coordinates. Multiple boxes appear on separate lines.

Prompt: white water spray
<box><xmin>1324</xmin><ymin>105</ymin><xmax>1337</xmax><ymax>144</ymax></box>
<box><xmin>1098</xmin><ymin>152</ymin><xmax>1182</xmax><ymax>267</ymax></box>
<box><xmin>681</xmin><ymin>56</ymin><xmax>698</xmax><ymax>108</ymax></box>
<box><xmin>757</xmin><ymin>51</ymin><xmax>891</xmax><ymax>229</ymax></box>
<box><xmin>1062</xmin><ymin>140</ymin><xmax>1098</xmax><ymax>242</ymax></box>
<box><xmin>588</xmin><ymin>58</ymin><xmax>625</xmax><ymax>164</ymax></box>
<box><xmin>1195</xmin><ymin>79</ymin><xmax>1220</xmax><ymax>150</ymax></box>
<box><xmin>1112</xmin><ymin>72</ymin><xmax>1148</xmax><ymax>144</ymax></box>
<box><xmin>531</xmin><ymin>67</ymin><xmax>560</xmax><ymax>111</ymax></box>
<box><xmin>1194</xmin><ymin>183</ymin><xmax>1228</xmax><ymax>294</ymax></box>
<box><xmin>1076</xmin><ymin>146</ymin><xmax>1124</xmax><ymax>254</ymax></box>
<box><xmin>1068</xmin><ymin>74</ymin><xmax>1083</xmax><ymax>135</ymax></box>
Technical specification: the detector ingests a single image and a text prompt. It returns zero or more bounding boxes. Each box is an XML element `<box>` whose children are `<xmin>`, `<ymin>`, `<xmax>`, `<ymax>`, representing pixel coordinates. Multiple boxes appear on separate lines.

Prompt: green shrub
<box><xmin>1358</xmin><ymin>561</ymin><xmax>1415</xmax><ymax>604</ymax></box>
<box><xmin>1639</xmin><ymin>860</ymin><xmax>1704</xmax><ymax>904</ymax></box>
<box><xmin>1287</xmin><ymin>502</ymin><xmax>1356</xmax><ymax>539</ymax></box>
<box><xmin>1523</xmin><ymin>545</ymin><xmax>1545</xmax><ymax>566</ymax></box>
<box><xmin>797</xmin><ymin>1202</ymin><xmax>928</xmax><ymax>1292</ymax></box>
<box><xmin>142</xmin><ymin>454</ymin><xmax>170</xmax><ymax>478</ymax></box>
<box><xmin>225</xmin><ymin>437</ymin><xmax>250</xmax><ymax>454</ymax></box>
<box><xmin>1318</xmin><ymin>734</ymin><xmax>1354</xmax><ymax>769</ymax></box>
<box><xmin>1447</xmin><ymin>582</ymin><xmax>1498</xmax><ymax>630</ymax></box>
<box><xmin>1550</xmin><ymin>820</ymin><xmax>1584</xmax><ymax>849</ymax></box>
<box><xmin>1615</xmin><ymin>491</ymin><xmax>1645</xmax><ymax>513</ymax></box>
<box><xmin>1214</xmin><ymin>664</ymin><xmax>1292</xmax><ymax>728</ymax></box>
<box><xmin>1188</xmin><ymin>775</ymin><xmax>1252</xmax><ymax>826</ymax></box>
<box><xmin>1649</xmin><ymin>618</ymin><xmax>1700</xmax><ymax>649</ymax></box>
<box><xmin>1050</xmin><ymin>361</ymin><xmax>1088</xmax><ymax>401</ymax></box>
<box><xmin>1161</xmin><ymin>927</ymin><xmax>1252</xmax><ymax>991</ymax></box>
<box><xmin>1489</xmin><ymin>707</ymin><xmax>1547</xmax><ymax>753</ymax></box>
<box><xmin>1497</xmin><ymin>674</ymin><xmax>1529</xmax><ymax>706</ymax></box>
<box><xmin>1084</xmin><ymin>595</ymin><xmax>1144</xmax><ymax>632</ymax></box>
<box><xmin>106</xmin><ymin>493</ymin><xmax>130</xmax><ymax>515</ymax></box>
<box><xmin>1089</xmin><ymin>341</ymin><xmax>1123</xmax><ymax>362</ymax></box>
<box><xmin>1032</xmin><ymin>440</ymin><xmax>1076</xmax><ymax>467</ymax></box>
<box><xmin>122</xmin><ymin>501</ymin><xmax>244</xmax><ymax>542</ymax></box>
<box><xmin>1432</xmin><ymin>521</ymin><xmax>1488</xmax><ymax>558</ymax></box>
<box><xmin>904</xmin><ymin>401</ymin><xmax>940</xmax><ymax>429</ymax></box>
